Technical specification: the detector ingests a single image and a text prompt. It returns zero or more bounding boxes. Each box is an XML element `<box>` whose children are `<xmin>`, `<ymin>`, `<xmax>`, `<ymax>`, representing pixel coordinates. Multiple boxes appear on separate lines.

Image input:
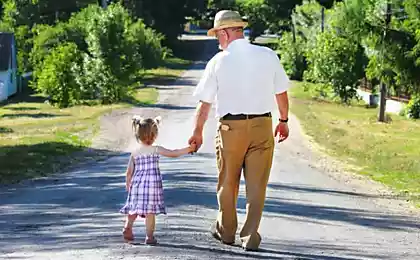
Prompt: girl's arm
<box><xmin>125</xmin><ymin>155</ymin><xmax>135</xmax><ymax>191</ymax></box>
<box><xmin>157</xmin><ymin>144</ymin><xmax>196</xmax><ymax>158</ymax></box>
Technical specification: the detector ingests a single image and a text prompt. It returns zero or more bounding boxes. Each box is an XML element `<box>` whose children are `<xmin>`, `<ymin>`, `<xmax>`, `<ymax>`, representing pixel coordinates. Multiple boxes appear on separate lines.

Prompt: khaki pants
<box><xmin>214</xmin><ymin>116</ymin><xmax>274</xmax><ymax>249</ymax></box>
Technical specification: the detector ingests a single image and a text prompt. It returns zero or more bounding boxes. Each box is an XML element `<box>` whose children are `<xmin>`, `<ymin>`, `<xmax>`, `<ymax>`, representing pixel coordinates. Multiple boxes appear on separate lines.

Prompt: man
<box><xmin>188</xmin><ymin>10</ymin><xmax>290</xmax><ymax>251</ymax></box>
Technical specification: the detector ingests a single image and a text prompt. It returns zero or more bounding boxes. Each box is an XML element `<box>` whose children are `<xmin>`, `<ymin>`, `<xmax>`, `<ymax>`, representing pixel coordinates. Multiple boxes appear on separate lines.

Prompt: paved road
<box><xmin>1</xmin><ymin>35</ymin><xmax>419</xmax><ymax>260</ymax></box>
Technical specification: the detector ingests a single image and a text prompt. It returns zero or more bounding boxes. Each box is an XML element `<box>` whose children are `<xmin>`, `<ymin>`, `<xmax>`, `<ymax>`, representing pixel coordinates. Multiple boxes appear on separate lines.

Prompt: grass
<box><xmin>290</xmin><ymin>81</ymin><xmax>420</xmax><ymax>207</ymax></box>
<box><xmin>0</xmin><ymin>56</ymin><xmax>192</xmax><ymax>184</ymax></box>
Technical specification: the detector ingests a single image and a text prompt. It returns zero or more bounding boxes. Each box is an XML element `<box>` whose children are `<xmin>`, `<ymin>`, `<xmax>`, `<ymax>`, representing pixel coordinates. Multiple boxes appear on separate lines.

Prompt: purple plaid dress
<box><xmin>120</xmin><ymin>147</ymin><xmax>166</xmax><ymax>217</ymax></box>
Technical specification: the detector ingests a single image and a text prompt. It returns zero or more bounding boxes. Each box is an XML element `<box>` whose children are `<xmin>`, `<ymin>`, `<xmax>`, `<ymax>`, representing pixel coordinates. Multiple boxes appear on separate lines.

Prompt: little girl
<box><xmin>119</xmin><ymin>115</ymin><xmax>196</xmax><ymax>245</ymax></box>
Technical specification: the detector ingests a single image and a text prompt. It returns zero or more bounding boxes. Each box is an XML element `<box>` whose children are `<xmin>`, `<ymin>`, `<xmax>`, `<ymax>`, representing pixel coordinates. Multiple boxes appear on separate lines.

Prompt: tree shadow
<box><xmin>0</xmin><ymin>127</ymin><xmax>13</xmax><ymax>133</ymax></box>
<box><xmin>4</xmin><ymin>106</ymin><xmax>39</xmax><ymax>111</ymax></box>
<box><xmin>0</xmin><ymin>142</ymin><xmax>118</xmax><ymax>185</ymax></box>
<box><xmin>171</xmin><ymin>38</ymin><xmax>219</xmax><ymax>62</ymax></box>
<box><xmin>1</xmin><ymin>113</ymin><xmax>70</xmax><ymax>119</ymax></box>
<box><xmin>0</xmin><ymin>88</ymin><xmax>45</xmax><ymax>106</ymax></box>
<box><xmin>132</xmin><ymin>242</ymin><xmax>362</xmax><ymax>260</ymax></box>
<box><xmin>139</xmin><ymin>76</ymin><xmax>198</xmax><ymax>88</ymax></box>
<box><xmin>0</xmin><ymin>153</ymin><xmax>417</xmax><ymax>259</ymax></box>
<box><xmin>267</xmin><ymin>183</ymin><xmax>399</xmax><ymax>200</ymax></box>
<box><xmin>141</xmin><ymin>103</ymin><xmax>196</xmax><ymax>110</ymax></box>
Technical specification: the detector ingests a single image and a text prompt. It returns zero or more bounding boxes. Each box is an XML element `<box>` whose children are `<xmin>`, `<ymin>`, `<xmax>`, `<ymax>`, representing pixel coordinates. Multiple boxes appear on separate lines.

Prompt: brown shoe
<box><xmin>123</xmin><ymin>227</ymin><xmax>134</xmax><ymax>242</ymax></box>
<box><xmin>241</xmin><ymin>233</ymin><xmax>261</xmax><ymax>251</ymax></box>
<box><xmin>211</xmin><ymin>231</ymin><xmax>234</xmax><ymax>245</ymax></box>
<box><xmin>145</xmin><ymin>236</ymin><xmax>158</xmax><ymax>246</ymax></box>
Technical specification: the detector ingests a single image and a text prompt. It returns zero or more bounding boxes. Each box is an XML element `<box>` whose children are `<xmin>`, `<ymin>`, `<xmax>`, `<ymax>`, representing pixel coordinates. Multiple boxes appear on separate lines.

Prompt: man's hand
<box><xmin>274</xmin><ymin>122</ymin><xmax>289</xmax><ymax>143</ymax></box>
<box><xmin>188</xmin><ymin>130</ymin><xmax>203</xmax><ymax>152</ymax></box>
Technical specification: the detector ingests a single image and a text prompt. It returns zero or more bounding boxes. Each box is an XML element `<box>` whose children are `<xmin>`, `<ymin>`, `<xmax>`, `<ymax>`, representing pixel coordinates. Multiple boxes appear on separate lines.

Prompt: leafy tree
<box><xmin>304</xmin><ymin>30</ymin><xmax>367</xmax><ymax>104</ymax></box>
<box><xmin>117</xmin><ymin>0</ymin><xmax>208</xmax><ymax>45</ymax></box>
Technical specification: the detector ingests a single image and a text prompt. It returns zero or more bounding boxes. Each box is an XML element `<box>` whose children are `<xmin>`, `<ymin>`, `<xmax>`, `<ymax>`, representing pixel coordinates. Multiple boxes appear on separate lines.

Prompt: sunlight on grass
<box><xmin>0</xmin><ymin>56</ymin><xmax>190</xmax><ymax>184</ymax></box>
<box><xmin>290</xmin><ymin>81</ymin><xmax>420</xmax><ymax>206</ymax></box>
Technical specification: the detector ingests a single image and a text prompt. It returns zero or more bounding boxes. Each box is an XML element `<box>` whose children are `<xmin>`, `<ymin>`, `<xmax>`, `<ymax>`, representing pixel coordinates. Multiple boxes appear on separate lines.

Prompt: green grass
<box><xmin>0</xmin><ymin>57</ymin><xmax>192</xmax><ymax>184</ymax></box>
<box><xmin>290</xmin><ymin>81</ymin><xmax>420</xmax><ymax>207</ymax></box>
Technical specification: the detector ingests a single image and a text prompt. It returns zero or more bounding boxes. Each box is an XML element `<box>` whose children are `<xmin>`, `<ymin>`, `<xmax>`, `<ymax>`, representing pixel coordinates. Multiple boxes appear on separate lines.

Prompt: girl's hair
<box><xmin>132</xmin><ymin>116</ymin><xmax>161</xmax><ymax>145</ymax></box>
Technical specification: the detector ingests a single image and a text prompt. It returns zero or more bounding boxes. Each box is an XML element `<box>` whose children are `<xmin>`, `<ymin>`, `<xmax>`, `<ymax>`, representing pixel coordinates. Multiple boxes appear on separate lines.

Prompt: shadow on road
<box><xmin>1</xmin><ymin>151</ymin><xmax>417</xmax><ymax>259</ymax></box>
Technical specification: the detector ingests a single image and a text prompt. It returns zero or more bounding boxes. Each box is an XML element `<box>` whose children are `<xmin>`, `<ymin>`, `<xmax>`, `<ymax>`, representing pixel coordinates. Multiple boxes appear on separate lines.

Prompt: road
<box><xmin>0</xmin><ymin>35</ymin><xmax>419</xmax><ymax>260</ymax></box>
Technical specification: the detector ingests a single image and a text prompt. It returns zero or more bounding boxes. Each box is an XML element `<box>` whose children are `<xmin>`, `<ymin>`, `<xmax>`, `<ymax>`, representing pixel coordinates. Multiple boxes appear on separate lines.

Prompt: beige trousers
<box><xmin>214</xmin><ymin>116</ymin><xmax>274</xmax><ymax>249</ymax></box>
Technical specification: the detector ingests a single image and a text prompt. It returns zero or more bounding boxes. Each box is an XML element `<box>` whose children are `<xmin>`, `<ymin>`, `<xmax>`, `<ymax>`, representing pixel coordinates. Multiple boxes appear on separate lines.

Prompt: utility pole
<box><xmin>378</xmin><ymin>1</ymin><xmax>391</xmax><ymax>122</ymax></box>
<box><xmin>292</xmin><ymin>15</ymin><xmax>296</xmax><ymax>43</ymax></box>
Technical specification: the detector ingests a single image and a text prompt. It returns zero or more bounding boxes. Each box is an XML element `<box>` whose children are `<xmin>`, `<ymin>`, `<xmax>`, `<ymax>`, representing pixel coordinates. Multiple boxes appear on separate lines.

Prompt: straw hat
<box><xmin>207</xmin><ymin>10</ymin><xmax>248</xmax><ymax>37</ymax></box>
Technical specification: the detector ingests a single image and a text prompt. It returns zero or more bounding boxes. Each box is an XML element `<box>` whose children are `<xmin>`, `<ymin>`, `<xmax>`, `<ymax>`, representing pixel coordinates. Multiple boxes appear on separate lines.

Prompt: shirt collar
<box><xmin>226</xmin><ymin>38</ymin><xmax>249</xmax><ymax>51</ymax></box>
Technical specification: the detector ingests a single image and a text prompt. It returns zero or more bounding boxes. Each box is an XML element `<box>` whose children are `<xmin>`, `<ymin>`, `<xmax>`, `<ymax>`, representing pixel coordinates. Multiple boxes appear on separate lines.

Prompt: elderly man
<box><xmin>188</xmin><ymin>10</ymin><xmax>290</xmax><ymax>251</ymax></box>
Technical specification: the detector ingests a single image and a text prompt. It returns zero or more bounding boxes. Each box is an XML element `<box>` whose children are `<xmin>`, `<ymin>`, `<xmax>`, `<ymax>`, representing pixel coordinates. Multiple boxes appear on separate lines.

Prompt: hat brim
<box><xmin>207</xmin><ymin>21</ymin><xmax>248</xmax><ymax>37</ymax></box>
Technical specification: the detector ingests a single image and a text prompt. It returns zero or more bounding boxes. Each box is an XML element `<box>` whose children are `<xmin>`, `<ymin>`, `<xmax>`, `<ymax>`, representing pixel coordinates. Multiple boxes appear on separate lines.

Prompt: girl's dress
<box><xmin>120</xmin><ymin>146</ymin><xmax>166</xmax><ymax>217</ymax></box>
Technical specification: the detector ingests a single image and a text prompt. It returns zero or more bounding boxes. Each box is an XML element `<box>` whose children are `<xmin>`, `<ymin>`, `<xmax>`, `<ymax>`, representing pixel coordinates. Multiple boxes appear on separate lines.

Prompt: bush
<box><xmin>29</xmin><ymin>3</ymin><xmax>166</xmax><ymax>107</ymax></box>
<box><xmin>304</xmin><ymin>31</ymin><xmax>367</xmax><ymax>104</ymax></box>
<box><xmin>277</xmin><ymin>32</ymin><xmax>307</xmax><ymax>80</ymax></box>
<box><xmin>303</xmin><ymin>82</ymin><xmax>336</xmax><ymax>101</ymax></box>
<box><xmin>406</xmin><ymin>94</ymin><xmax>420</xmax><ymax>119</ymax></box>
<box><xmin>30</xmin><ymin>22</ymin><xmax>86</xmax><ymax>84</ymax></box>
<box><xmin>14</xmin><ymin>25</ymin><xmax>33</xmax><ymax>73</ymax></box>
<box><xmin>126</xmin><ymin>20</ymin><xmax>167</xmax><ymax>69</ymax></box>
<box><xmin>35</xmin><ymin>43</ymin><xmax>82</xmax><ymax>108</ymax></box>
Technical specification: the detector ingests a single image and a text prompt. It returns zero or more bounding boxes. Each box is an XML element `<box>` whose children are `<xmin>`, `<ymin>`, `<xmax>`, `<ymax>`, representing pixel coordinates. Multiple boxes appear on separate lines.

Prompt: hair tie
<box><xmin>132</xmin><ymin>115</ymin><xmax>143</xmax><ymax>125</ymax></box>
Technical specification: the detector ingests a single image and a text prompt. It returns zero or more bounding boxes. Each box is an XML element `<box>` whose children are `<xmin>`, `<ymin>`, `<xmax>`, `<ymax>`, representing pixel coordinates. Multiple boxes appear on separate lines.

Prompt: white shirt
<box><xmin>193</xmin><ymin>38</ymin><xmax>290</xmax><ymax>118</ymax></box>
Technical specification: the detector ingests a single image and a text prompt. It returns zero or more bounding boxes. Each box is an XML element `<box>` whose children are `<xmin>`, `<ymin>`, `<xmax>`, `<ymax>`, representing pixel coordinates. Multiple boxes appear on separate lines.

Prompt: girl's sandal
<box><xmin>123</xmin><ymin>227</ymin><xmax>134</xmax><ymax>243</ymax></box>
<box><xmin>145</xmin><ymin>236</ymin><xmax>158</xmax><ymax>246</ymax></box>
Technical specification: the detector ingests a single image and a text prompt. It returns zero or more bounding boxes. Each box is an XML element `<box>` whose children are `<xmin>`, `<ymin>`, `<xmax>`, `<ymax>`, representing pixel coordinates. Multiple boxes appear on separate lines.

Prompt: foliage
<box><xmin>13</xmin><ymin>25</ymin><xmax>33</xmax><ymax>73</ymax></box>
<box><xmin>406</xmin><ymin>94</ymin><xmax>420</xmax><ymax>119</ymax></box>
<box><xmin>35</xmin><ymin>42</ymin><xmax>82</xmax><ymax>108</ymax></box>
<box><xmin>277</xmin><ymin>31</ymin><xmax>306</xmax><ymax>80</ymax></box>
<box><xmin>329</xmin><ymin>0</ymin><xmax>420</xmax><ymax>98</ymax></box>
<box><xmin>304</xmin><ymin>31</ymin><xmax>367</xmax><ymax>104</ymax></box>
<box><xmin>237</xmin><ymin>0</ymin><xmax>269</xmax><ymax>41</ymax></box>
<box><xmin>29</xmin><ymin>3</ymin><xmax>166</xmax><ymax>107</ymax></box>
<box><xmin>118</xmin><ymin>0</ymin><xmax>208</xmax><ymax>45</ymax></box>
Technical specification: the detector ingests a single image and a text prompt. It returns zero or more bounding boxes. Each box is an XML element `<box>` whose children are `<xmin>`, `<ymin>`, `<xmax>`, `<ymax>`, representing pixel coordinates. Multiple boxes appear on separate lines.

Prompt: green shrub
<box><xmin>30</xmin><ymin>22</ymin><xmax>86</xmax><ymax>84</ymax></box>
<box><xmin>74</xmin><ymin>54</ymin><xmax>120</xmax><ymax>104</ymax></box>
<box><xmin>303</xmin><ymin>82</ymin><xmax>336</xmax><ymax>101</ymax></box>
<box><xmin>406</xmin><ymin>94</ymin><xmax>420</xmax><ymax>119</ymax></box>
<box><xmin>126</xmin><ymin>20</ymin><xmax>167</xmax><ymax>69</ymax></box>
<box><xmin>14</xmin><ymin>25</ymin><xmax>33</xmax><ymax>73</ymax></box>
<box><xmin>29</xmin><ymin>3</ymin><xmax>166</xmax><ymax>107</ymax></box>
<box><xmin>304</xmin><ymin>31</ymin><xmax>367</xmax><ymax>104</ymax></box>
<box><xmin>277</xmin><ymin>32</ymin><xmax>307</xmax><ymax>80</ymax></box>
<box><xmin>35</xmin><ymin>43</ymin><xmax>82</xmax><ymax>108</ymax></box>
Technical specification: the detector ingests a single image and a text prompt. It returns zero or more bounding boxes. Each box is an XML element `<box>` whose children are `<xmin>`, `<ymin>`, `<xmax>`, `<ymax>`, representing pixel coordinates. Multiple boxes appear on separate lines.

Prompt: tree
<box><xmin>117</xmin><ymin>0</ymin><xmax>208</xmax><ymax>45</ymax></box>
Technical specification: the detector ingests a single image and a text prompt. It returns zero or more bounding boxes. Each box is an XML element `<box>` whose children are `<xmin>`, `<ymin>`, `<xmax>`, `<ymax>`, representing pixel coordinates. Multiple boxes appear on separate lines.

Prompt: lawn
<box><xmin>0</xmin><ymin>57</ymin><xmax>192</xmax><ymax>184</ymax></box>
<box><xmin>290</xmin><ymin>81</ymin><xmax>420</xmax><ymax>207</ymax></box>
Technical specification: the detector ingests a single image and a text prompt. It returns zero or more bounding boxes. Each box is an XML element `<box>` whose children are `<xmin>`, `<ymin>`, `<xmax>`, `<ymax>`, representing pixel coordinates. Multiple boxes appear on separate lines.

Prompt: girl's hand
<box><xmin>189</xmin><ymin>142</ymin><xmax>197</xmax><ymax>153</ymax></box>
<box><xmin>126</xmin><ymin>181</ymin><xmax>131</xmax><ymax>192</ymax></box>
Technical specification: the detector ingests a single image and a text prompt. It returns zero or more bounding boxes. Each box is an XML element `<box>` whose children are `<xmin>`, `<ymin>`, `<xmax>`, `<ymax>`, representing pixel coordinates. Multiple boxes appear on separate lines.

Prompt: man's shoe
<box><xmin>242</xmin><ymin>245</ymin><xmax>259</xmax><ymax>252</ymax></box>
<box><xmin>211</xmin><ymin>230</ymin><xmax>235</xmax><ymax>245</ymax></box>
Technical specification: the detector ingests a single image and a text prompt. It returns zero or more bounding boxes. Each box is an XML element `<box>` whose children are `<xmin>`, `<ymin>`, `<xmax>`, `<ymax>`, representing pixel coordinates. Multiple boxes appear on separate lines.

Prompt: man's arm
<box><xmin>273</xmin><ymin>52</ymin><xmax>290</xmax><ymax>142</ymax></box>
<box><xmin>193</xmin><ymin>101</ymin><xmax>212</xmax><ymax>135</ymax></box>
<box><xmin>189</xmin><ymin>55</ymin><xmax>218</xmax><ymax>151</ymax></box>
<box><xmin>275</xmin><ymin>91</ymin><xmax>289</xmax><ymax>121</ymax></box>
<box><xmin>189</xmin><ymin>101</ymin><xmax>211</xmax><ymax>151</ymax></box>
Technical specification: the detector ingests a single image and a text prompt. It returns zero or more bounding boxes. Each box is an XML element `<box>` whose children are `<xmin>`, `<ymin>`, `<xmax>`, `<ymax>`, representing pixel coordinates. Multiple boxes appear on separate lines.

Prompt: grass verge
<box><xmin>290</xmin><ymin>81</ymin><xmax>420</xmax><ymax>207</ymax></box>
<box><xmin>0</xmin><ymin>56</ymin><xmax>192</xmax><ymax>184</ymax></box>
